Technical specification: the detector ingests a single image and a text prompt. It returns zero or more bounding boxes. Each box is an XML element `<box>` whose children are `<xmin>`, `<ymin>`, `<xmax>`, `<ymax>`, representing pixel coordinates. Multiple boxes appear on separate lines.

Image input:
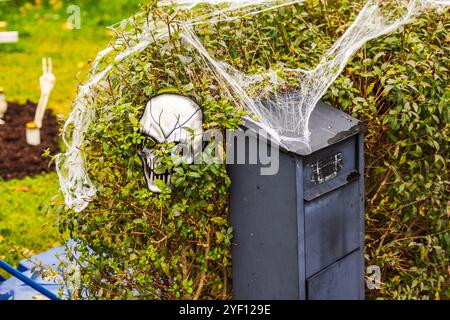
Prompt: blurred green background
<box><xmin>0</xmin><ymin>0</ymin><xmax>140</xmax><ymax>269</ymax></box>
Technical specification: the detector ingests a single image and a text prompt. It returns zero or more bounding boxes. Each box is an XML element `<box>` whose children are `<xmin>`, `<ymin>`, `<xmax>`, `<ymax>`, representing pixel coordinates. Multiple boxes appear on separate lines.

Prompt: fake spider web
<box><xmin>55</xmin><ymin>0</ymin><xmax>449</xmax><ymax>212</ymax></box>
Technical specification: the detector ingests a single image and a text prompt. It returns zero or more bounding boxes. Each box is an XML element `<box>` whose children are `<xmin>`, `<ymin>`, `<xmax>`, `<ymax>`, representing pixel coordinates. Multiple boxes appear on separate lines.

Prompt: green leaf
<box><xmin>153</xmin><ymin>179</ymin><xmax>168</xmax><ymax>192</ymax></box>
<box><xmin>186</xmin><ymin>171</ymin><xmax>201</xmax><ymax>179</ymax></box>
<box><xmin>144</xmin><ymin>86</ymin><xmax>154</xmax><ymax>96</ymax></box>
<box><xmin>157</xmin><ymin>87</ymin><xmax>179</xmax><ymax>94</ymax></box>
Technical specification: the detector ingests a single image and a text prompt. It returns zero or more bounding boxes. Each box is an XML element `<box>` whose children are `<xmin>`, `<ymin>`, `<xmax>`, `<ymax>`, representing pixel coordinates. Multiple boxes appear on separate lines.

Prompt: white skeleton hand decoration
<box><xmin>139</xmin><ymin>93</ymin><xmax>203</xmax><ymax>193</ymax></box>
<box><xmin>34</xmin><ymin>57</ymin><xmax>55</xmax><ymax>128</ymax></box>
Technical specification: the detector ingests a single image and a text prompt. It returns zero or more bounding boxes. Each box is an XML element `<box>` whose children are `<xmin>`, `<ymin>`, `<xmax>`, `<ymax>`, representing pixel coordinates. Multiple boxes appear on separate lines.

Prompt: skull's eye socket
<box><xmin>140</xmin><ymin>136</ymin><xmax>157</xmax><ymax>149</ymax></box>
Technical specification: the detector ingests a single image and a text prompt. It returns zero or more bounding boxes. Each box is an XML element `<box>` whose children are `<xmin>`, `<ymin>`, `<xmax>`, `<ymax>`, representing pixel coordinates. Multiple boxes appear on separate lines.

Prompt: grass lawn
<box><xmin>0</xmin><ymin>0</ymin><xmax>142</xmax><ymax>115</ymax></box>
<box><xmin>0</xmin><ymin>0</ymin><xmax>141</xmax><ymax>270</ymax></box>
<box><xmin>0</xmin><ymin>173</ymin><xmax>60</xmax><ymax>267</ymax></box>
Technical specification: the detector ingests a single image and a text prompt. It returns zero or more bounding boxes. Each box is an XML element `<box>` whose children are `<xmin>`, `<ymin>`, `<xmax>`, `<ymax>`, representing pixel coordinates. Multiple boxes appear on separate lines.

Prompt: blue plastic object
<box><xmin>17</xmin><ymin>246</ymin><xmax>68</xmax><ymax>272</ymax></box>
<box><xmin>0</xmin><ymin>241</ymin><xmax>81</xmax><ymax>300</ymax></box>
<box><xmin>0</xmin><ymin>259</ymin><xmax>60</xmax><ymax>300</ymax></box>
<box><xmin>0</xmin><ymin>290</ymin><xmax>13</xmax><ymax>300</ymax></box>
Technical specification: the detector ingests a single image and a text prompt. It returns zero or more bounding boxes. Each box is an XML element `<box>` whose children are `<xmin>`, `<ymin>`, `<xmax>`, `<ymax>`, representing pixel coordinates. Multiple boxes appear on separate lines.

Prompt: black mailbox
<box><xmin>228</xmin><ymin>101</ymin><xmax>366</xmax><ymax>300</ymax></box>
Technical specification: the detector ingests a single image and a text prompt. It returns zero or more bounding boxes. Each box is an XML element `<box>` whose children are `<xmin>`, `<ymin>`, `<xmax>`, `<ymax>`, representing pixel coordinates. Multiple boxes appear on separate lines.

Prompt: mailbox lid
<box><xmin>243</xmin><ymin>101</ymin><xmax>366</xmax><ymax>156</ymax></box>
<box><xmin>285</xmin><ymin>101</ymin><xmax>365</xmax><ymax>156</ymax></box>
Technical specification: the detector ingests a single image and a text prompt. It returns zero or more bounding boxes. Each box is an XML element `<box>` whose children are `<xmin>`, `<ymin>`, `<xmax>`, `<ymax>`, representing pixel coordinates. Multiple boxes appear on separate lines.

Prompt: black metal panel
<box><xmin>304</xmin><ymin>181</ymin><xmax>361</xmax><ymax>277</ymax></box>
<box><xmin>295</xmin><ymin>158</ymin><xmax>307</xmax><ymax>300</ymax></box>
<box><xmin>307</xmin><ymin>250</ymin><xmax>362</xmax><ymax>300</ymax></box>
<box><xmin>357</xmin><ymin>133</ymin><xmax>366</xmax><ymax>298</ymax></box>
<box><xmin>229</xmin><ymin>102</ymin><xmax>365</xmax><ymax>300</ymax></box>
<box><xmin>229</xmin><ymin>135</ymin><xmax>300</xmax><ymax>299</ymax></box>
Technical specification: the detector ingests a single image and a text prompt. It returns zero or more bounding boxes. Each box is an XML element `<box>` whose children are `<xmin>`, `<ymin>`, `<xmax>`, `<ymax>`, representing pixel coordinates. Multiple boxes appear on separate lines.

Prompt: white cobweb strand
<box><xmin>56</xmin><ymin>0</ymin><xmax>449</xmax><ymax>212</ymax></box>
<box><xmin>237</xmin><ymin>0</ymin><xmax>449</xmax><ymax>143</ymax></box>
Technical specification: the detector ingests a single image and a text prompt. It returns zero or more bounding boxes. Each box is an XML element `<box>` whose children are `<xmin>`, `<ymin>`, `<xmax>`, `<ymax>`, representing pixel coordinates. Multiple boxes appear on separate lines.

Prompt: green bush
<box><xmin>324</xmin><ymin>8</ymin><xmax>449</xmax><ymax>300</ymax></box>
<box><xmin>53</xmin><ymin>0</ymin><xmax>449</xmax><ymax>299</ymax></box>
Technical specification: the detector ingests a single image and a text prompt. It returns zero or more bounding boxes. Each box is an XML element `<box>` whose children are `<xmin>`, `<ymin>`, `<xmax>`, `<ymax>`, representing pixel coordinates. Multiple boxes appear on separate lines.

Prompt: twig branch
<box><xmin>193</xmin><ymin>229</ymin><xmax>211</xmax><ymax>300</ymax></box>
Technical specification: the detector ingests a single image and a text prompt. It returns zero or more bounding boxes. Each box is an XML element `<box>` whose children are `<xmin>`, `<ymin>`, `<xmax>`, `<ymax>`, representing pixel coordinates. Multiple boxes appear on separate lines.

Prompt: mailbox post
<box><xmin>228</xmin><ymin>101</ymin><xmax>366</xmax><ymax>300</ymax></box>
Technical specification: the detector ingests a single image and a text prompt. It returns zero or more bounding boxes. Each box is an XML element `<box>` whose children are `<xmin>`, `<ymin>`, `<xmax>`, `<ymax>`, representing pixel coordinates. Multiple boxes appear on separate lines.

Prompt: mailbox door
<box><xmin>302</xmin><ymin>136</ymin><xmax>362</xmax><ymax>277</ymax></box>
<box><xmin>304</xmin><ymin>181</ymin><xmax>361</xmax><ymax>277</ymax></box>
<box><xmin>307</xmin><ymin>250</ymin><xmax>363</xmax><ymax>300</ymax></box>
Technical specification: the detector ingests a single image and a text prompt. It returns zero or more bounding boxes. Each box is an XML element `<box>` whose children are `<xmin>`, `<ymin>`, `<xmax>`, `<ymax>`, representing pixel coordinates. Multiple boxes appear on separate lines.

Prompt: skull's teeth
<box><xmin>154</xmin><ymin>173</ymin><xmax>171</xmax><ymax>184</ymax></box>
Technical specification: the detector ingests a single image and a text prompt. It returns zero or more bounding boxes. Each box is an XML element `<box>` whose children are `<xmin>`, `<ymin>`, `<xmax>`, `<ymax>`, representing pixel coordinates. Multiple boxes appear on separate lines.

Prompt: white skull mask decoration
<box><xmin>139</xmin><ymin>93</ymin><xmax>203</xmax><ymax>193</ymax></box>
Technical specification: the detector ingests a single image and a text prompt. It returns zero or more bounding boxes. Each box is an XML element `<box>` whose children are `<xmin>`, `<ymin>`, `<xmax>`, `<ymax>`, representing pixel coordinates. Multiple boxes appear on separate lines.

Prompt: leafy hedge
<box><xmin>324</xmin><ymin>6</ymin><xmax>449</xmax><ymax>299</ymax></box>
<box><xmin>53</xmin><ymin>0</ymin><xmax>449</xmax><ymax>299</ymax></box>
